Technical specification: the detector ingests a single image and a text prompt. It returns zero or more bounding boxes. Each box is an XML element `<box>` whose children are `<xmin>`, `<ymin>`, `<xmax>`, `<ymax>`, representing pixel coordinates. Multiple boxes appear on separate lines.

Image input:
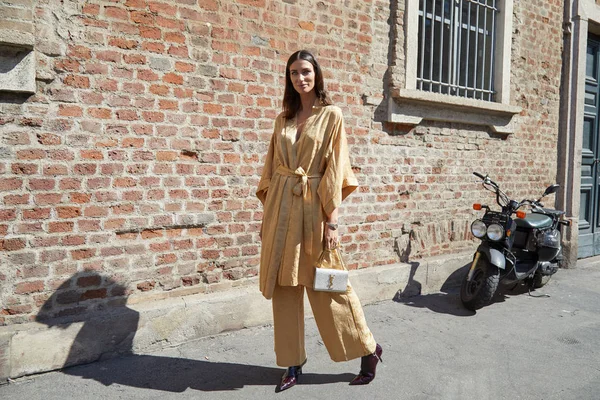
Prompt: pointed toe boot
<box><xmin>276</xmin><ymin>359</ymin><xmax>307</xmax><ymax>392</ymax></box>
<box><xmin>349</xmin><ymin>344</ymin><xmax>383</xmax><ymax>385</ymax></box>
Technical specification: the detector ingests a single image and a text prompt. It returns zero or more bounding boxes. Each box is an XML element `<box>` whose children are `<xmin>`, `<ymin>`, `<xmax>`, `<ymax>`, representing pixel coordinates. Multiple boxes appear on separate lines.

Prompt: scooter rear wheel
<box><xmin>460</xmin><ymin>256</ymin><xmax>499</xmax><ymax>311</ymax></box>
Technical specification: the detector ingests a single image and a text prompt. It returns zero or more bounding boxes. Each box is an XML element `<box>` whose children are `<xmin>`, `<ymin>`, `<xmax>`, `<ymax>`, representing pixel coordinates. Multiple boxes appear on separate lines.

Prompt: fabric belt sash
<box><xmin>275</xmin><ymin>165</ymin><xmax>322</xmax><ymax>256</ymax></box>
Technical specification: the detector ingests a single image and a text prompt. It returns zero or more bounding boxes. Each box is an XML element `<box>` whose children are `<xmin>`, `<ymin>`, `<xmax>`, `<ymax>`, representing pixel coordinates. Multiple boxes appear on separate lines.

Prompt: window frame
<box><xmin>388</xmin><ymin>0</ymin><xmax>520</xmax><ymax>133</ymax></box>
<box><xmin>416</xmin><ymin>0</ymin><xmax>497</xmax><ymax>101</ymax></box>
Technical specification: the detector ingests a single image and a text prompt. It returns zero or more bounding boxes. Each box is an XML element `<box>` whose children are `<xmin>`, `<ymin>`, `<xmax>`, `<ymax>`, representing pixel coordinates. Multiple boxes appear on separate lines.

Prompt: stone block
<box><xmin>0</xmin><ymin>29</ymin><xmax>34</xmax><ymax>47</ymax></box>
<box><xmin>0</xmin><ymin>44</ymin><xmax>35</xmax><ymax>93</ymax></box>
<box><xmin>10</xmin><ymin>324</ymin><xmax>78</xmax><ymax>377</ymax></box>
<box><xmin>149</xmin><ymin>56</ymin><xmax>172</xmax><ymax>71</ymax></box>
<box><xmin>0</xmin><ymin>331</ymin><xmax>12</xmax><ymax>384</ymax></box>
<box><xmin>9</xmin><ymin>306</ymin><xmax>140</xmax><ymax>377</ymax></box>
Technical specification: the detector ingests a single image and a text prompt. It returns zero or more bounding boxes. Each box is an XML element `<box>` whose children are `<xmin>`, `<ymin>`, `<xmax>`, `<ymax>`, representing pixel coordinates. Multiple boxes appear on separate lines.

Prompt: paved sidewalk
<box><xmin>2</xmin><ymin>260</ymin><xmax>600</xmax><ymax>400</ymax></box>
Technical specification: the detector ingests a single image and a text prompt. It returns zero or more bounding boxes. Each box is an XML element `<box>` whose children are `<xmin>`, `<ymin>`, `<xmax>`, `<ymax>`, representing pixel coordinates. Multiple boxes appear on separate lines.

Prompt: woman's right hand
<box><xmin>324</xmin><ymin>224</ymin><xmax>339</xmax><ymax>249</ymax></box>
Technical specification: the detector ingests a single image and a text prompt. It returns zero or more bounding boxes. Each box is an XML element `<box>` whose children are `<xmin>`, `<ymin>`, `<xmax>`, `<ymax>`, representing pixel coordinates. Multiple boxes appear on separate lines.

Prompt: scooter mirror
<box><xmin>543</xmin><ymin>184</ymin><xmax>560</xmax><ymax>197</ymax></box>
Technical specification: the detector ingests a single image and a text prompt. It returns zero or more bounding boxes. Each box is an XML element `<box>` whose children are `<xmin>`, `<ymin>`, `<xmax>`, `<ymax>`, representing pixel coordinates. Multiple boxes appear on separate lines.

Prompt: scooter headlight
<box><xmin>487</xmin><ymin>223</ymin><xmax>505</xmax><ymax>241</ymax></box>
<box><xmin>471</xmin><ymin>220</ymin><xmax>487</xmax><ymax>238</ymax></box>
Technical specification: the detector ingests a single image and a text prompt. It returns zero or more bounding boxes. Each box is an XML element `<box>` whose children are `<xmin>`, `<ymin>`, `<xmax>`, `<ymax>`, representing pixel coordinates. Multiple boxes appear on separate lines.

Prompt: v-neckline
<box><xmin>294</xmin><ymin>110</ymin><xmax>313</xmax><ymax>144</ymax></box>
<box><xmin>285</xmin><ymin>103</ymin><xmax>323</xmax><ymax>169</ymax></box>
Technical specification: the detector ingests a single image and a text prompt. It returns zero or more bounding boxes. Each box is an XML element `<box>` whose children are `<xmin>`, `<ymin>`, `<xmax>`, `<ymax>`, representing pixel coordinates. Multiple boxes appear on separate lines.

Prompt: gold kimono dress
<box><xmin>257</xmin><ymin>104</ymin><xmax>377</xmax><ymax>367</ymax></box>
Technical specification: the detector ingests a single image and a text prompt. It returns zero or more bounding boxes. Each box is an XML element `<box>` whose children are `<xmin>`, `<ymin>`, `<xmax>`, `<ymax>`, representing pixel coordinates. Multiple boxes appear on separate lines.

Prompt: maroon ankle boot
<box><xmin>277</xmin><ymin>359</ymin><xmax>307</xmax><ymax>392</ymax></box>
<box><xmin>349</xmin><ymin>344</ymin><xmax>383</xmax><ymax>385</ymax></box>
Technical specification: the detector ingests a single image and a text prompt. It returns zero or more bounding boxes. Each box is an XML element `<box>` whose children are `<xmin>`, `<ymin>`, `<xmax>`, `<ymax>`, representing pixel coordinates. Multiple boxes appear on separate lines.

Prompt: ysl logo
<box><xmin>328</xmin><ymin>274</ymin><xmax>335</xmax><ymax>289</ymax></box>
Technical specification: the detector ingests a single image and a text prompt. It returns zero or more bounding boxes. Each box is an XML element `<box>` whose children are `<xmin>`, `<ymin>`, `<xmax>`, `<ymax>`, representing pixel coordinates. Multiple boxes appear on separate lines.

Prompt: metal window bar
<box><xmin>429</xmin><ymin>0</ymin><xmax>436</xmax><ymax>91</ymax></box>
<box><xmin>464</xmin><ymin>0</ymin><xmax>471</xmax><ymax>97</ymax></box>
<box><xmin>480</xmin><ymin>1</ymin><xmax>487</xmax><ymax>100</ymax></box>
<box><xmin>439</xmin><ymin>0</ymin><xmax>444</xmax><ymax>93</ymax></box>
<box><xmin>487</xmin><ymin>0</ymin><xmax>496</xmax><ymax>101</ymax></box>
<box><xmin>417</xmin><ymin>0</ymin><xmax>498</xmax><ymax>101</ymax></box>
<box><xmin>419</xmin><ymin>0</ymin><xmax>427</xmax><ymax>90</ymax></box>
<box><xmin>447</xmin><ymin>0</ymin><xmax>455</xmax><ymax>95</ymax></box>
<box><xmin>472</xmin><ymin>0</ymin><xmax>479</xmax><ymax>99</ymax></box>
<box><xmin>454</xmin><ymin>0</ymin><xmax>463</xmax><ymax>95</ymax></box>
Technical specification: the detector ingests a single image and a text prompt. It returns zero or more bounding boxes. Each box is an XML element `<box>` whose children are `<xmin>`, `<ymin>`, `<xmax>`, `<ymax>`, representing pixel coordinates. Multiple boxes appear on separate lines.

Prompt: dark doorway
<box><xmin>579</xmin><ymin>33</ymin><xmax>600</xmax><ymax>258</ymax></box>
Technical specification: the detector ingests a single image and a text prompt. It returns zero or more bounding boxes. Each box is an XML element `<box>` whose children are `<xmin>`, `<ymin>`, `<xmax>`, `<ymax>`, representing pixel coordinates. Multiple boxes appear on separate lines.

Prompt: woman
<box><xmin>256</xmin><ymin>50</ymin><xmax>382</xmax><ymax>392</ymax></box>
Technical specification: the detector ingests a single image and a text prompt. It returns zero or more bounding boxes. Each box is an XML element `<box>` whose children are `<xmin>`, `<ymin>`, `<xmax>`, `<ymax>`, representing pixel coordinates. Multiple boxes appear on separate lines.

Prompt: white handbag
<box><xmin>313</xmin><ymin>247</ymin><xmax>349</xmax><ymax>293</ymax></box>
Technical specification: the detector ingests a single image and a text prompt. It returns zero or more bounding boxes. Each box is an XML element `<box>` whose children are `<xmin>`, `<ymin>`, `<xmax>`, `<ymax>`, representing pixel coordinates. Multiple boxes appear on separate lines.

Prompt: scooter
<box><xmin>460</xmin><ymin>172</ymin><xmax>571</xmax><ymax>311</ymax></box>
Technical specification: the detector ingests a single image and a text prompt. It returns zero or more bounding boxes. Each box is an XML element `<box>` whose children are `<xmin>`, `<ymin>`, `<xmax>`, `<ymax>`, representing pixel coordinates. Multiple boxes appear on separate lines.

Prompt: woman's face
<box><xmin>289</xmin><ymin>59</ymin><xmax>315</xmax><ymax>95</ymax></box>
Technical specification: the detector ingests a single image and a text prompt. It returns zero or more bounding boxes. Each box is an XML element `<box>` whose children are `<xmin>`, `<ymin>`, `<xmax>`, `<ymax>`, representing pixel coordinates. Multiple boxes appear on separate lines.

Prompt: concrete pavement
<box><xmin>1</xmin><ymin>258</ymin><xmax>599</xmax><ymax>400</ymax></box>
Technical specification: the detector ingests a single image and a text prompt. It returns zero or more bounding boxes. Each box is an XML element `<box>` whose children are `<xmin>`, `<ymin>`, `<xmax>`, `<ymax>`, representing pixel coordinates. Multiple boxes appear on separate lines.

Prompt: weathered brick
<box><xmin>108</xmin><ymin>37</ymin><xmax>138</xmax><ymax>49</ymax></box>
<box><xmin>34</xmin><ymin>193</ymin><xmax>63</xmax><ymax>205</ymax></box>
<box><xmin>67</xmin><ymin>45</ymin><xmax>92</xmax><ymax>59</ymax></box>
<box><xmin>11</xmin><ymin>163</ymin><xmax>38</xmax><ymax>175</ymax></box>
<box><xmin>48</xmin><ymin>221</ymin><xmax>74</xmax><ymax>233</ymax></box>
<box><xmin>78</xmin><ymin>220</ymin><xmax>102</xmax><ymax>232</ymax></box>
<box><xmin>71</xmin><ymin>249</ymin><xmax>96</xmax><ymax>260</ymax></box>
<box><xmin>71</xmin><ymin>193</ymin><xmax>92</xmax><ymax>204</ymax></box>
<box><xmin>21</xmin><ymin>265</ymin><xmax>50</xmax><ymax>278</ymax></box>
<box><xmin>4</xmin><ymin>194</ymin><xmax>30</xmax><ymax>205</ymax></box>
<box><xmin>63</xmin><ymin>74</ymin><xmax>90</xmax><ymax>88</ymax></box>
<box><xmin>23</xmin><ymin>208</ymin><xmax>51</xmax><ymax>220</ymax></box>
<box><xmin>58</xmin><ymin>105</ymin><xmax>83</xmax><ymax>117</ymax></box>
<box><xmin>43</xmin><ymin>164</ymin><xmax>68</xmax><ymax>176</ymax></box>
<box><xmin>77</xmin><ymin>275</ymin><xmax>101</xmax><ymax>287</ymax></box>
<box><xmin>15</xmin><ymin>281</ymin><xmax>44</xmax><ymax>295</ymax></box>
<box><xmin>40</xmin><ymin>250</ymin><xmax>67</xmax><ymax>263</ymax></box>
<box><xmin>0</xmin><ymin>178</ymin><xmax>22</xmax><ymax>191</ymax></box>
<box><xmin>0</xmin><ymin>238</ymin><xmax>26</xmax><ymax>252</ymax></box>
<box><xmin>105</xmin><ymin>6</ymin><xmax>128</xmax><ymax>20</ymax></box>
<box><xmin>57</xmin><ymin>206</ymin><xmax>81</xmax><ymax>219</ymax></box>
<box><xmin>137</xmin><ymin>281</ymin><xmax>156</xmax><ymax>291</ymax></box>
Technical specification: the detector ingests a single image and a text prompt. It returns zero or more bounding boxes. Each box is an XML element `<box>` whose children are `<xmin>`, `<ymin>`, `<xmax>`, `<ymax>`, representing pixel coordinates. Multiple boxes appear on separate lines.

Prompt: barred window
<box><xmin>417</xmin><ymin>0</ymin><xmax>498</xmax><ymax>101</ymax></box>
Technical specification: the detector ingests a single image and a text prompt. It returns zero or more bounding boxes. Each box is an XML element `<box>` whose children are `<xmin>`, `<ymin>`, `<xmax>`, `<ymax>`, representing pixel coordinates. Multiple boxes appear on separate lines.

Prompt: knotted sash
<box><xmin>275</xmin><ymin>165</ymin><xmax>322</xmax><ymax>256</ymax></box>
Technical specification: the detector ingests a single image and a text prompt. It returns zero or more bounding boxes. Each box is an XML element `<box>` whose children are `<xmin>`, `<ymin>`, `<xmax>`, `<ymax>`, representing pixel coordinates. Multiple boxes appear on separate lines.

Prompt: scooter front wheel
<box><xmin>532</xmin><ymin>270</ymin><xmax>552</xmax><ymax>289</ymax></box>
<box><xmin>460</xmin><ymin>255</ymin><xmax>499</xmax><ymax>311</ymax></box>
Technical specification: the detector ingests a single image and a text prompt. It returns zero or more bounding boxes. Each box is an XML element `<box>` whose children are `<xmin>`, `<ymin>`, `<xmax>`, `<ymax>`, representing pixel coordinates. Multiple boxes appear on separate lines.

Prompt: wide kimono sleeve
<box><xmin>317</xmin><ymin>110</ymin><xmax>358</xmax><ymax>215</ymax></box>
<box><xmin>256</xmin><ymin>117</ymin><xmax>280</xmax><ymax>205</ymax></box>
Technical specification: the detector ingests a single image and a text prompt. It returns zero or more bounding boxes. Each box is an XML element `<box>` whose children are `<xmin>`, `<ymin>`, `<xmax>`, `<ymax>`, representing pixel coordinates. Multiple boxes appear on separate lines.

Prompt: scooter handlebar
<box><xmin>473</xmin><ymin>172</ymin><xmax>499</xmax><ymax>189</ymax></box>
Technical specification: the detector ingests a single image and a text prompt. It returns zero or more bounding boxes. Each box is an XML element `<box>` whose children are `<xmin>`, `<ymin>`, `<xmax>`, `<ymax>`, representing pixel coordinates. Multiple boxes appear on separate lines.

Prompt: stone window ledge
<box><xmin>387</xmin><ymin>89</ymin><xmax>522</xmax><ymax>134</ymax></box>
<box><xmin>0</xmin><ymin>30</ymin><xmax>35</xmax><ymax>49</ymax></box>
<box><xmin>0</xmin><ymin>44</ymin><xmax>35</xmax><ymax>94</ymax></box>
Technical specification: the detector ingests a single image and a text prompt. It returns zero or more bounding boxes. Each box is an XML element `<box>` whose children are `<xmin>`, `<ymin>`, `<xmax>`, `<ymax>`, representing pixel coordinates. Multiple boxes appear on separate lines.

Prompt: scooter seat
<box><xmin>539</xmin><ymin>208</ymin><xmax>565</xmax><ymax>216</ymax></box>
<box><xmin>515</xmin><ymin>213</ymin><xmax>553</xmax><ymax>229</ymax></box>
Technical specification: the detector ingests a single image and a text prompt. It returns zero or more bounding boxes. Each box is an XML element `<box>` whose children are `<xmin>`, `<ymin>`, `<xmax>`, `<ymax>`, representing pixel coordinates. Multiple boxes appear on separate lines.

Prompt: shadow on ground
<box><xmin>34</xmin><ymin>271</ymin><xmax>354</xmax><ymax>393</ymax></box>
<box><xmin>393</xmin><ymin>261</ymin><xmax>554</xmax><ymax>316</ymax></box>
<box><xmin>62</xmin><ymin>355</ymin><xmax>354</xmax><ymax>392</ymax></box>
<box><xmin>393</xmin><ymin>262</ymin><xmax>474</xmax><ymax>316</ymax></box>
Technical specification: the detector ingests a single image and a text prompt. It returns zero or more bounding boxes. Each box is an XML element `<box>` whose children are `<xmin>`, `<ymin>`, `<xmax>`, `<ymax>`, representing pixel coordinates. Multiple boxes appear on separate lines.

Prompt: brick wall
<box><xmin>0</xmin><ymin>0</ymin><xmax>34</xmax><ymax>46</ymax></box>
<box><xmin>0</xmin><ymin>0</ymin><xmax>564</xmax><ymax>325</ymax></box>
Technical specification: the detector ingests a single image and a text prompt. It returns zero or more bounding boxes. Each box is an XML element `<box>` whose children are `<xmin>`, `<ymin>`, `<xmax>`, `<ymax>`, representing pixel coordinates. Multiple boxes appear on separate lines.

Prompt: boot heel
<box><xmin>298</xmin><ymin>358</ymin><xmax>307</xmax><ymax>375</ymax></box>
<box><xmin>375</xmin><ymin>343</ymin><xmax>383</xmax><ymax>362</ymax></box>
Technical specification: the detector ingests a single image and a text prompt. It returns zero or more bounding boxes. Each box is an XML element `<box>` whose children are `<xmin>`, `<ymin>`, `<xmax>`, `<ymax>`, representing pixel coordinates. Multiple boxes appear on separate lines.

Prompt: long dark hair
<box><xmin>282</xmin><ymin>50</ymin><xmax>332</xmax><ymax>119</ymax></box>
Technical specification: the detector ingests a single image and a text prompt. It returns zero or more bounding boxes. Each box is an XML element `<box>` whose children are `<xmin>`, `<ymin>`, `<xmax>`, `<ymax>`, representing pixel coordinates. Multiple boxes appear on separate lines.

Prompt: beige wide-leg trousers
<box><xmin>272</xmin><ymin>283</ymin><xmax>377</xmax><ymax>367</ymax></box>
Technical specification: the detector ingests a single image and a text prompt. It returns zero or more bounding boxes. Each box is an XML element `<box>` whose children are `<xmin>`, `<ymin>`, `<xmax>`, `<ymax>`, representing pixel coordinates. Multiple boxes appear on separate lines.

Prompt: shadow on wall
<box><xmin>36</xmin><ymin>273</ymin><xmax>139</xmax><ymax>369</ymax></box>
<box><xmin>36</xmin><ymin>272</ymin><xmax>352</xmax><ymax>392</ymax></box>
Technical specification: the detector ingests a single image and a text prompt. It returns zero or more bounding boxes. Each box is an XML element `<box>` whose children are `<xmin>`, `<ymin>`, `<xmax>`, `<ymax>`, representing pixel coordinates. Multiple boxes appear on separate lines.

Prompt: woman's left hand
<box><xmin>324</xmin><ymin>225</ymin><xmax>339</xmax><ymax>249</ymax></box>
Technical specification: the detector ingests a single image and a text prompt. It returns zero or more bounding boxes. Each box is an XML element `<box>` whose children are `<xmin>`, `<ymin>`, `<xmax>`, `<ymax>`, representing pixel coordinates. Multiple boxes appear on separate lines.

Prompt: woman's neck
<box><xmin>299</xmin><ymin>92</ymin><xmax>317</xmax><ymax>114</ymax></box>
